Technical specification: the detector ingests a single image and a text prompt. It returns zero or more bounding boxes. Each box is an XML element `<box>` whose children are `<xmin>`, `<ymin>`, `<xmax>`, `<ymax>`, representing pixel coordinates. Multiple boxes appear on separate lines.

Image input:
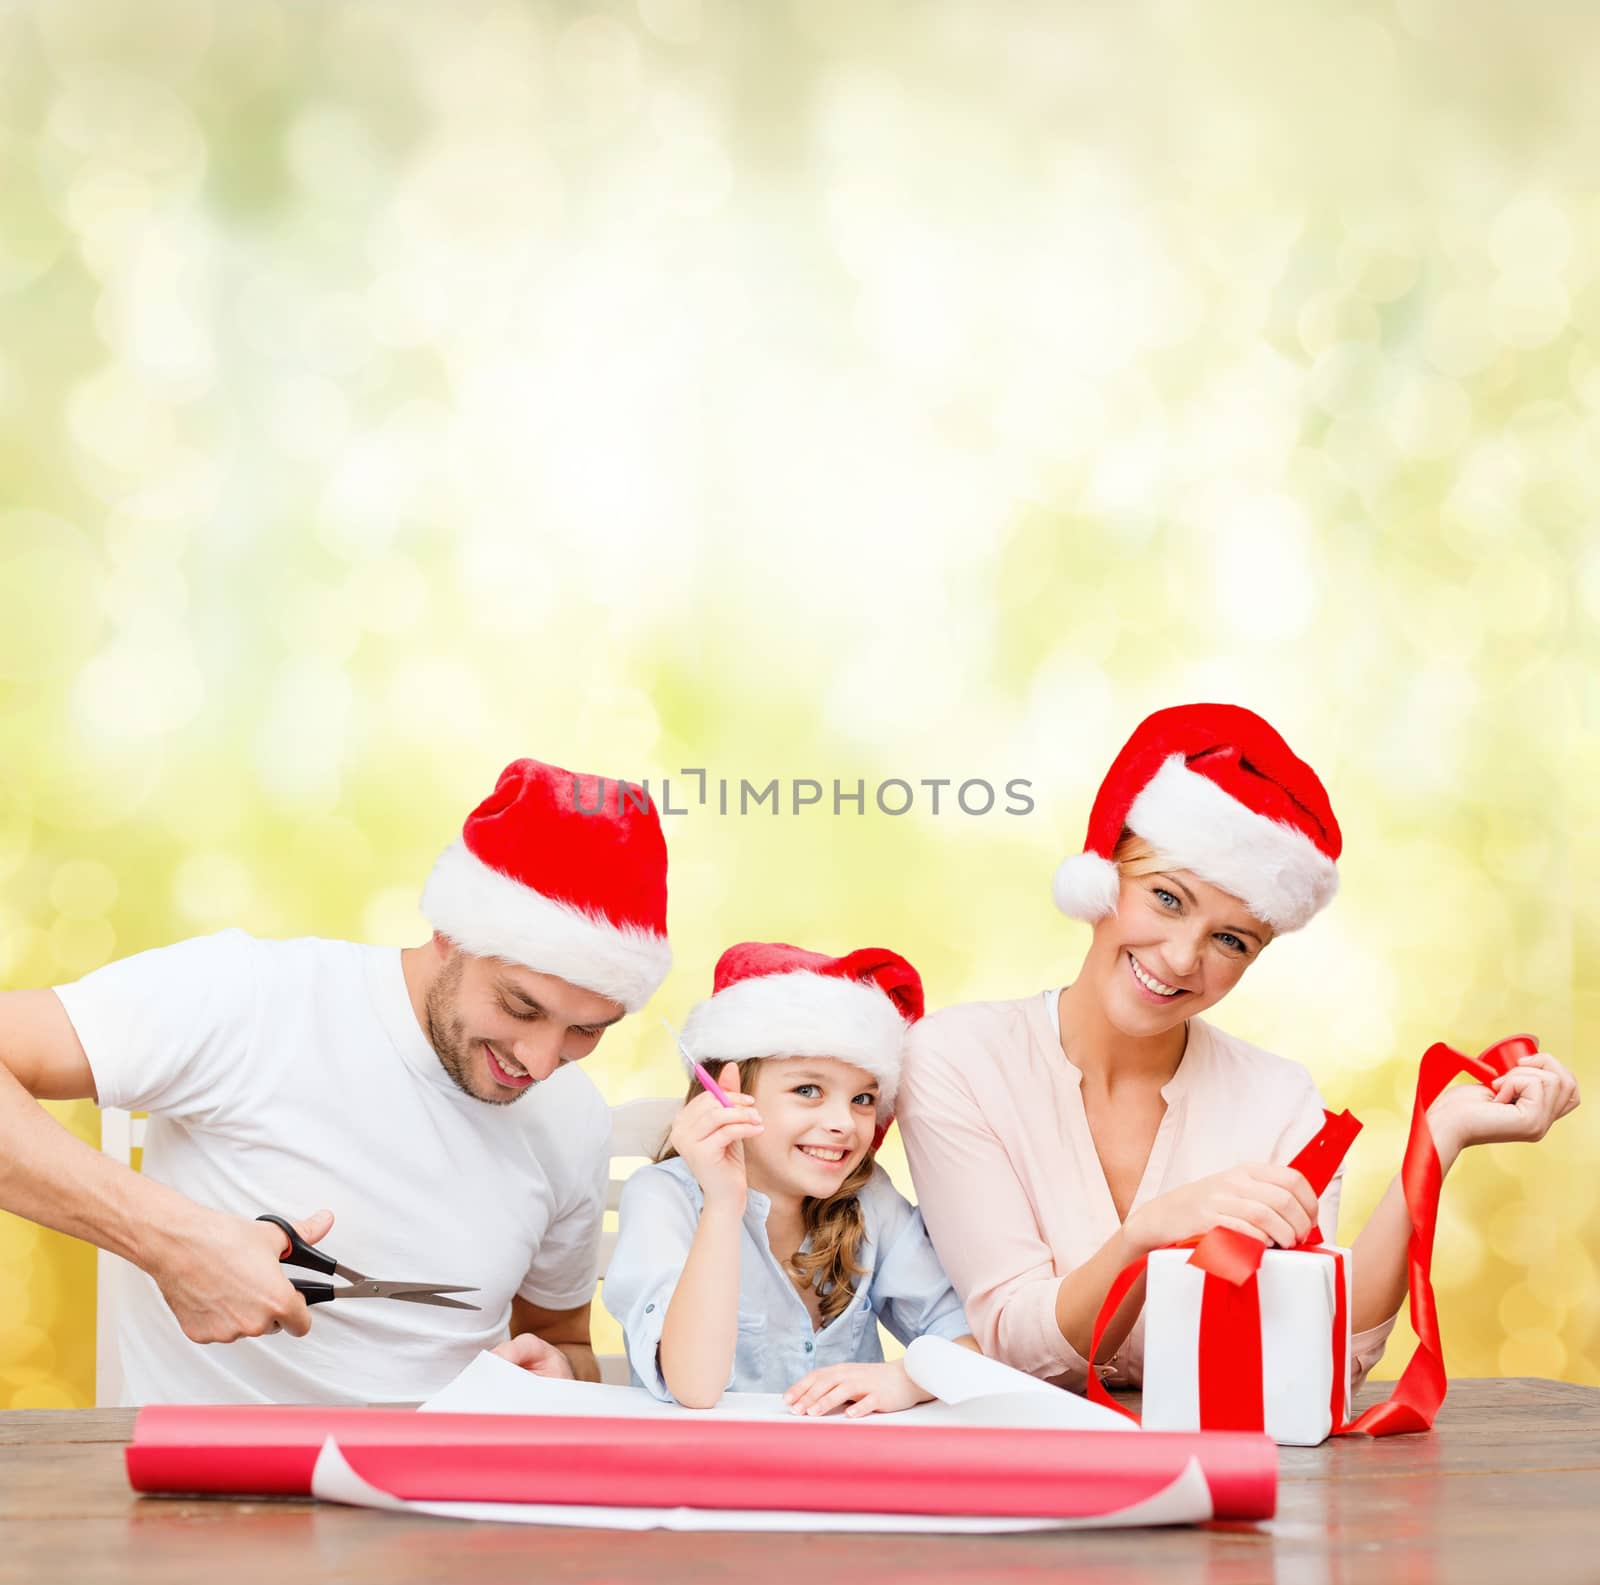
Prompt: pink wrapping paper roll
<box><xmin>126</xmin><ymin>1406</ymin><xmax>1277</xmax><ymax>1521</ymax></box>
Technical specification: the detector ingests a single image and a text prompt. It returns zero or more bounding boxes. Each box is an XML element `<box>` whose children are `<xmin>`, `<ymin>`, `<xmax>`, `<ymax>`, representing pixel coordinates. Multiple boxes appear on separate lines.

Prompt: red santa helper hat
<box><xmin>420</xmin><ymin>758</ymin><xmax>672</xmax><ymax>1012</ymax></box>
<box><xmin>1052</xmin><ymin>703</ymin><xmax>1342</xmax><ymax>935</ymax></box>
<box><xmin>679</xmin><ymin>942</ymin><xmax>925</xmax><ymax>1114</ymax></box>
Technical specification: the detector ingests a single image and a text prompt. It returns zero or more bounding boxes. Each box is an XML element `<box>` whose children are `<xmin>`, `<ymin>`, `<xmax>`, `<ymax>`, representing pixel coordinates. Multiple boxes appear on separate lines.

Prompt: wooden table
<box><xmin>3</xmin><ymin>1379</ymin><xmax>1597</xmax><ymax>1584</ymax></box>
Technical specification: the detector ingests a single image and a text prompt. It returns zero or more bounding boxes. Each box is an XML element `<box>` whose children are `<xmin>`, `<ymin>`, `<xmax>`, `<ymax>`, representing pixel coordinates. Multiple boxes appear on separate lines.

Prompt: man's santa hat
<box><xmin>1052</xmin><ymin>703</ymin><xmax>1342</xmax><ymax>935</ymax></box>
<box><xmin>680</xmin><ymin>942</ymin><xmax>924</xmax><ymax>1113</ymax></box>
<box><xmin>421</xmin><ymin>758</ymin><xmax>671</xmax><ymax>1012</ymax></box>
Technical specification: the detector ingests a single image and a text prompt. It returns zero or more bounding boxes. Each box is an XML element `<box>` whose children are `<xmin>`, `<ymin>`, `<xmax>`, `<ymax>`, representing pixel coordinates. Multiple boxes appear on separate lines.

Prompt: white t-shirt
<box><xmin>56</xmin><ymin>930</ymin><xmax>611</xmax><ymax>1406</ymax></box>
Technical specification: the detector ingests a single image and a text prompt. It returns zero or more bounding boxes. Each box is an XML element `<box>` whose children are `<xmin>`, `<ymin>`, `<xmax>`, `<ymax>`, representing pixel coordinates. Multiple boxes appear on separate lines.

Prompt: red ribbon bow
<box><xmin>1085</xmin><ymin>1035</ymin><xmax>1537</xmax><ymax>1439</ymax></box>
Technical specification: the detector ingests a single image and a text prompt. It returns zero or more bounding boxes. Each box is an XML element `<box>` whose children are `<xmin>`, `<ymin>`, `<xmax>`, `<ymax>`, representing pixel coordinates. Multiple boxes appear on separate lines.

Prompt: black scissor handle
<box><xmin>257</xmin><ymin>1213</ymin><xmax>338</xmax><ymax>1277</ymax></box>
<box><xmin>286</xmin><ymin>1276</ymin><xmax>337</xmax><ymax>1306</ymax></box>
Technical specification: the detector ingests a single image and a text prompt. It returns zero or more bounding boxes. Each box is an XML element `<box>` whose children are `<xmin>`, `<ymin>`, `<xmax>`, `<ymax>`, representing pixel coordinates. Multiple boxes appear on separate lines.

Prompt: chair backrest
<box><xmin>95</xmin><ymin>1098</ymin><xmax>682</xmax><ymax>1398</ymax></box>
<box><xmin>596</xmin><ymin>1096</ymin><xmax>680</xmax><ymax>1384</ymax></box>
<box><xmin>95</xmin><ymin>1109</ymin><xmax>145</xmax><ymax>1407</ymax></box>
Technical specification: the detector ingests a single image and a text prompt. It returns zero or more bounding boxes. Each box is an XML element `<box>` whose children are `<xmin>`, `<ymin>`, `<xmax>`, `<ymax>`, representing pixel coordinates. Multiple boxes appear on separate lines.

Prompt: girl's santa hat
<box><xmin>421</xmin><ymin>757</ymin><xmax>671</xmax><ymax>1012</ymax></box>
<box><xmin>1052</xmin><ymin>703</ymin><xmax>1342</xmax><ymax>934</ymax></box>
<box><xmin>680</xmin><ymin>942</ymin><xmax>924</xmax><ymax>1113</ymax></box>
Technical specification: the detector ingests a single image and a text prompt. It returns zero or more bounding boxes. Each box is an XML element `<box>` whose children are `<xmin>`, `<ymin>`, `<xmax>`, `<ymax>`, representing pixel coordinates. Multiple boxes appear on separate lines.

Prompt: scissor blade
<box><xmin>336</xmin><ymin>1280</ymin><xmax>482</xmax><ymax>1309</ymax></box>
<box><xmin>383</xmin><ymin>1290</ymin><xmax>482</xmax><ymax>1311</ymax></box>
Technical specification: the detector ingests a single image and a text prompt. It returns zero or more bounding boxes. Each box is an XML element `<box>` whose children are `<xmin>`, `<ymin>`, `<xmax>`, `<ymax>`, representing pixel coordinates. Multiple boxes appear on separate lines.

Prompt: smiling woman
<box><xmin>896</xmin><ymin>703</ymin><xmax>1581</xmax><ymax>1398</ymax></box>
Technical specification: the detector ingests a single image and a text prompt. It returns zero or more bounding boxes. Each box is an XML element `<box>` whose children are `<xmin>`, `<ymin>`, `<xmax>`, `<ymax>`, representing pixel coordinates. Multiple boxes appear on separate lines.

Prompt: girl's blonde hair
<box><xmin>657</xmin><ymin>1056</ymin><xmax>873</xmax><ymax>1327</ymax></box>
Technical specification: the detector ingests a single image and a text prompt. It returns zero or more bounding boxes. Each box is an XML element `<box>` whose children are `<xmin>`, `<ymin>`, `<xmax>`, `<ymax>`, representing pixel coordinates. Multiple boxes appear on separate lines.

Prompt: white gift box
<box><xmin>1140</xmin><ymin>1244</ymin><xmax>1353</xmax><ymax>1447</ymax></box>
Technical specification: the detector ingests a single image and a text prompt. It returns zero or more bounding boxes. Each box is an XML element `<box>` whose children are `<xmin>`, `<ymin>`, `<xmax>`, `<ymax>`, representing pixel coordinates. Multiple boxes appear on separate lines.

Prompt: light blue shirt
<box><xmin>604</xmin><ymin>1156</ymin><xmax>972</xmax><ymax>1401</ymax></box>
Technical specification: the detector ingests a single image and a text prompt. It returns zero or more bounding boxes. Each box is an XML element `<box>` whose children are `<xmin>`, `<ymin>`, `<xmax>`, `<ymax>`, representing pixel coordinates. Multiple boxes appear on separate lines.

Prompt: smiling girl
<box><xmin>897</xmin><ymin>704</ymin><xmax>1580</xmax><ymax>1393</ymax></box>
<box><xmin>604</xmin><ymin>943</ymin><xmax>976</xmax><ymax>1414</ymax></box>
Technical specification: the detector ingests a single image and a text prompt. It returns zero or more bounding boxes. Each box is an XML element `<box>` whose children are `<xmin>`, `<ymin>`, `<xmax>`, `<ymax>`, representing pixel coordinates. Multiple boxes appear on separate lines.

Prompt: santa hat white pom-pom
<box><xmin>1052</xmin><ymin>851</ymin><xmax>1122</xmax><ymax>921</ymax></box>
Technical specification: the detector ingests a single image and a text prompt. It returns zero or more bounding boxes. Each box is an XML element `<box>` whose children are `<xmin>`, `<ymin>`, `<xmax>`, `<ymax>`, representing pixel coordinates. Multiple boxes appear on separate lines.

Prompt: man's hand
<box><xmin>146</xmin><ymin>1206</ymin><xmax>334</xmax><ymax>1343</ymax></box>
<box><xmin>783</xmin><ymin>1358</ymin><xmax>932</xmax><ymax>1418</ymax></box>
<box><xmin>491</xmin><ymin>1332</ymin><xmax>578</xmax><ymax>1380</ymax></box>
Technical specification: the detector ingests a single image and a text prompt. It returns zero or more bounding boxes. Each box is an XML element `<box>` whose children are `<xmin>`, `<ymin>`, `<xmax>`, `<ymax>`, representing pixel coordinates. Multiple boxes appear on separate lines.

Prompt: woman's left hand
<box><xmin>490</xmin><ymin>1332</ymin><xmax>577</xmax><ymax>1380</ymax></box>
<box><xmin>783</xmin><ymin>1358</ymin><xmax>932</xmax><ymax>1418</ymax></box>
<box><xmin>1427</xmin><ymin>1052</ymin><xmax>1581</xmax><ymax>1162</ymax></box>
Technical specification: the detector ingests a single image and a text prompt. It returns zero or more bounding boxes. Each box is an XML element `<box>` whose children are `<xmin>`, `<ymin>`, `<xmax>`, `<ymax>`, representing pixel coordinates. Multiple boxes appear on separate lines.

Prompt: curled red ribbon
<box><xmin>1085</xmin><ymin>1034</ymin><xmax>1537</xmax><ymax>1439</ymax></box>
<box><xmin>1343</xmin><ymin>1033</ymin><xmax>1537</xmax><ymax>1436</ymax></box>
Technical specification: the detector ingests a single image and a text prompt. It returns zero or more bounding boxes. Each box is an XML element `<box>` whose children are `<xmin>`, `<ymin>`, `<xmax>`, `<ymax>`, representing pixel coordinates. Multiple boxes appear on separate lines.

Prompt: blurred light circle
<box><xmin>1472</xmin><ymin>552</ymin><xmax>1553</xmax><ymax>636</ymax></box>
<box><xmin>48</xmin><ymin>915</ymin><xmax>116</xmax><ymax>979</ymax></box>
<box><xmin>0</xmin><ymin>785</ymin><xmax>32</xmax><ymax>882</ymax></box>
<box><xmin>265</xmin><ymin>375</ymin><xmax>350</xmax><ymax>463</ymax></box>
<box><xmin>654</xmin><ymin>134</ymin><xmax>731</xmax><ymax>217</ymax></box>
<box><xmin>1392</xmin><ymin>377</ymin><xmax>1472</xmax><ymax>460</ymax></box>
<box><xmin>1335</xmin><ymin>222</ymin><xmax>1419</xmax><ymax>303</ymax></box>
<box><xmin>1490</xmin><ymin>196</ymin><xmax>1573</xmax><ymax>279</ymax></box>
<box><xmin>1296</xmin><ymin>290</ymin><xmax>1380</xmax><ymax>358</ymax></box>
<box><xmin>1498</xmin><ymin>1328</ymin><xmax>1567</xmax><ymax>1379</ymax></box>
<box><xmin>1499</xmin><ymin>1280</ymin><xmax>1565</xmax><ymax>1334</ymax></box>
<box><xmin>0</xmin><ymin>513</ymin><xmax>104</xmax><ymax>681</ymax></box>
<box><xmin>638</xmin><ymin>0</ymin><xmax>702</xmax><ymax>45</ymax></box>
<box><xmin>1422</xmin><ymin>293</ymin><xmax>1500</xmax><ymax>379</ymax></box>
<box><xmin>0</xmin><ymin>1321</ymin><xmax>50</xmax><ymax>1371</ymax></box>
<box><xmin>1490</xmin><ymin>275</ymin><xmax>1569</xmax><ymax>349</ymax></box>
<box><xmin>49</xmin><ymin>859</ymin><xmax>119</xmax><ymax>919</ymax></box>
<box><xmin>362</xmin><ymin>884</ymin><xmax>429</xmax><ymax>947</ymax></box>
<box><xmin>1308</xmin><ymin>341</ymin><xmax>1382</xmax><ymax>415</ymax></box>
<box><xmin>354</xmin><ymin>556</ymin><xmax>429</xmax><ymax>636</ymax></box>
<box><xmin>171</xmin><ymin>853</ymin><xmax>255</xmax><ymax>925</ymax></box>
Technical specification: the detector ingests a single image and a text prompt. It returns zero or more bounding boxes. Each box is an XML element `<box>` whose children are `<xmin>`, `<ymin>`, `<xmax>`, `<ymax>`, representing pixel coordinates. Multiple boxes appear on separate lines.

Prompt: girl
<box><xmin>605</xmin><ymin>941</ymin><xmax>977</xmax><ymax>1415</ymax></box>
<box><xmin>897</xmin><ymin>703</ymin><xmax>1580</xmax><ymax>1393</ymax></box>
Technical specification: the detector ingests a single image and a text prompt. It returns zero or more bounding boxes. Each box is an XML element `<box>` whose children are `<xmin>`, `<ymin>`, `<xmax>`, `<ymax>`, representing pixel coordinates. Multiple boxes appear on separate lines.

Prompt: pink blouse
<box><xmin>896</xmin><ymin>989</ymin><xmax>1396</xmax><ymax>1392</ymax></box>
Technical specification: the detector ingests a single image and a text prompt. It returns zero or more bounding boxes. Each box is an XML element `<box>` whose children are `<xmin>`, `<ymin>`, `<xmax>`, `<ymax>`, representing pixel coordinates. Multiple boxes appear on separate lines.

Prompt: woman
<box><xmin>896</xmin><ymin>703</ymin><xmax>1579</xmax><ymax>1392</ymax></box>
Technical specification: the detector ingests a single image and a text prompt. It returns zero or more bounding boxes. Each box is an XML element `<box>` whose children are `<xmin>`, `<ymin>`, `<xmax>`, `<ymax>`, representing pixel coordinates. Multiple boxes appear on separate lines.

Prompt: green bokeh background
<box><xmin>2</xmin><ymin>0</ymin><xmax>1597</xmax><ymax>1407</ymax></box>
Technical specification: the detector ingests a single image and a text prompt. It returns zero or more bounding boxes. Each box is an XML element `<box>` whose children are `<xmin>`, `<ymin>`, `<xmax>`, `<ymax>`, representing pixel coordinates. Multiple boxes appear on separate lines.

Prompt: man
<box><xmin>0</xmin><ymin>758</ymin><xmax>671</xmax><ymax>1404</ymax></box>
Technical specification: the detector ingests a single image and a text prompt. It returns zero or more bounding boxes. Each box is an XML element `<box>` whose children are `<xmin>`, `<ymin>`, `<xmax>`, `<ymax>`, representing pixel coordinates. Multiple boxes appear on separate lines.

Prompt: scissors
<box><xmin>257</xmin><ymin>1214</ymin><xmax>482</xmax><ymax>1310</ymax></box>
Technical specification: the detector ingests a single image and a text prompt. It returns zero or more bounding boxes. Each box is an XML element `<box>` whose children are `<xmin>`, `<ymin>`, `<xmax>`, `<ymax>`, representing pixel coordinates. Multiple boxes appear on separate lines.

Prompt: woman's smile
<box><xmin>1126</xmin><ymin>950</ymin><xmax>1188</xmax><ymax>1003</ymax></box>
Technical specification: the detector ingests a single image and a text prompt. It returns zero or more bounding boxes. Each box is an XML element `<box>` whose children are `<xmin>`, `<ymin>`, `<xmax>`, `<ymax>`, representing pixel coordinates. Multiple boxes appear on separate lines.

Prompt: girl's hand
<box><xmin>668</xmin><ymin>1063</ymin><xmax>763</xmax><ymax>1210</ymax></box>
<box><xmin>490</xmin><ymin>1332</ymin><xmax>576</xmax><ymax>1380</ymax></box>
<box><xmin>1427</xmin><ymin>1053</ymin><xmax>1580</xmax><ymax>1164</ymax></box>
<box><xmin>783</xmin><ymin>1358</ymin><xmax>932</xmax><ymax>1418</ymax></box>
<box><xmin>1123</xmin><ymin>1163</ymin><xmax>1320</xmax><ymax>1255</ymax></box>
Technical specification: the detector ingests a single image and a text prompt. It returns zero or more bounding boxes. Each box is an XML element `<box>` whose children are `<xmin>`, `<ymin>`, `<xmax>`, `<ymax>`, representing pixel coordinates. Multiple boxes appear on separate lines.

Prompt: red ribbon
<box><xmin>1085</xmin><ymin>1036</ymin><xmax>1538</xmax><ymax>1439</ymax></box>
<box><xmin>1343</xmin><ymin>1034</ymin><xmax>1536</xmax><ymax>1437</ymax></box>
<box><xmin>1085</xmin><ymin>1107</ymin><xmax>1362</xmax><ymax>1427</ymax></box>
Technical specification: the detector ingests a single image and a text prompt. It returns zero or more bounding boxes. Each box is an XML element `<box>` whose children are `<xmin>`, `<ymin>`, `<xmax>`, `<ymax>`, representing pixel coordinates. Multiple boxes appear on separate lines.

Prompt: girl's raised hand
<box><xmin>1123</xmin><ymin>1162</ymin><xmax>1321</xmax><ymax>1255</ymax></box>
<box><xmin>1426</xmin><ymin>1052</ymin><xmax>1580</xmax><ymax>1162</ymax></box>
<box><xmin>667</xmin><ymin>1062</ymin><xmax>763</xmax><ymax>1209</ymax></box>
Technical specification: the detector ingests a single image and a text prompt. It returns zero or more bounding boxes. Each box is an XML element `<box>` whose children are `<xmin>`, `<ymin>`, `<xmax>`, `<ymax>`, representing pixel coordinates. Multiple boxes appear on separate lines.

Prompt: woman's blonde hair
<box><xmin>657</xmin><ymin>1056</ymin><xmax>873</xmax><ymax>1327</ymax></box>
<box><xmin>1110</xmin><ymin>827</ymin><xmax>1275</xmax><ymax>943</ymax></box>
<box><xmin>1112</xmin><ymin>827</ymin><xmax>1166</xmax><ymax>878</ymax></box>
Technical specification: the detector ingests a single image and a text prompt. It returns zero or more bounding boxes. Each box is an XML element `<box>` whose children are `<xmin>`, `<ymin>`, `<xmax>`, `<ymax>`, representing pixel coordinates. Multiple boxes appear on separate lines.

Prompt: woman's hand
<box><xmin>783</xmin><ymin>1358</ymin><xmax>932</xmax><ymax>1418</ymax></box>
<box><xmin>1123</xmin><ymin>1163</ymin><xmax>1320</xmax><ymax>1255</ymax></box>
<box><xmin>668</xmin><ymin>1063</ymin><xmax>763</xmax><ymax>1210</ymax></box>
<box><xmin>1427</xmin><ymin>1053</ymin><xmax>1580</xmax><ymax>1165</ymax></box>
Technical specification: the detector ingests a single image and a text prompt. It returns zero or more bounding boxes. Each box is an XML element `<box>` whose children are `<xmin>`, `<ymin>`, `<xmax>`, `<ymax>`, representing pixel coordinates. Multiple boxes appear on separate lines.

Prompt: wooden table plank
<box><xmin>2</xmin><ymin>1379</ymin><xmax>1597</xmax><ymax>1585</ymax></box>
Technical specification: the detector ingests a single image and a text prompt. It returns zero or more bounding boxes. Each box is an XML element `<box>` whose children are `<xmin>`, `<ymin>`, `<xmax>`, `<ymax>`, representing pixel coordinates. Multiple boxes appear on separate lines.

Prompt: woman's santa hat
<box><xmin>1052</xmin><ymin>703</ymin><xmax>1342</xmax><ymax>934</ymax></box>
<box><xmin>680</xmin><ymin>942</ymin><xmax>924</xmax><ymax>1113</ymax></box>
<box><xmin>421</xmin><ymin>758</ymin><xmax>671</xmax><ymax>1012</ymax></box>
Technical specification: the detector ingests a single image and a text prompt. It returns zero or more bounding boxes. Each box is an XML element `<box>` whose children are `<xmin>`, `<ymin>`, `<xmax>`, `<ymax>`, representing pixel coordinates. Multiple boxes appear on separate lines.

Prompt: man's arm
<box><xmin>509</xmin><ymin>1295</ymin><xmax>600</xmax><ymax>1382</ymax></box>
<box><xmin>0</xmin><ymin>987</ymin><xmax>326</xmax><ymax>1342</ymax></box>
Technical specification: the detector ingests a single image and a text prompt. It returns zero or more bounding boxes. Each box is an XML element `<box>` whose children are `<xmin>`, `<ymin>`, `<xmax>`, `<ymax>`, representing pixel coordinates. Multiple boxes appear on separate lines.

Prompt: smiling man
<box><xmin>0</xmin><ymin>758</ymin><xmax>670</xmax><ymax>1404</ymax></box>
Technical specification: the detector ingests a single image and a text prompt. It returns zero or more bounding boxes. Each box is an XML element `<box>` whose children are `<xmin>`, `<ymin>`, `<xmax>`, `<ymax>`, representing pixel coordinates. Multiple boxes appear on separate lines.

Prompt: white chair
<box><xmin>95</xmin><ymin>1097</ymin><xmax>681</xmax><ymax>1401</ymax></box>
<box><xmin>596</xmin><ymin>1096</ymin><xmax>680</xmax><ymax>1384</ymax></box>
<box><xmin>95</xmin><ymin>1108</ymin><xmax>145</xmax><ymax>1407</ymax></box>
